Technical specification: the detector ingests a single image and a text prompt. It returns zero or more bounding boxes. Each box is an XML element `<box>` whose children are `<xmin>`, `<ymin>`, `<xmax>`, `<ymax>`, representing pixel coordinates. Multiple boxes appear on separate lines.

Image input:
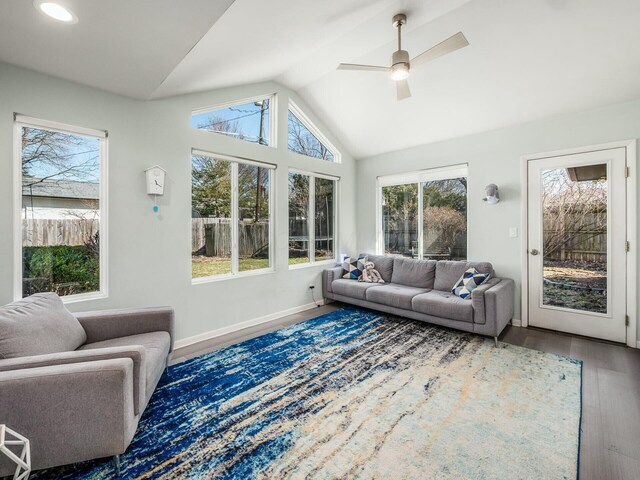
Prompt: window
<box><xmin>192</xmin><ymin>150</ymin><xmax>273</xmax><ymax>280</ymax></box>
<box><xmin>378</xmin><ymin>165</ymin><xmax>467</xmax><ymax>260</ymax></box>
<box><xmin>288</xmin><ymin>170</ymin><xmax>337</xmax><ymax>266</ymax></box>
<box><xmin>15</xmin><ymin>115</ymin><xmax>107</xmax><ymax>300</ymax></box>
<box><xmin>288</xmin><ymin>101</ymin><xmax>339</xmax><ymax>162</ymax></box>
<box><xmin>191</xmin><ymin>95</ymin><xmax>274</xmax><ymax>147</ymax></box>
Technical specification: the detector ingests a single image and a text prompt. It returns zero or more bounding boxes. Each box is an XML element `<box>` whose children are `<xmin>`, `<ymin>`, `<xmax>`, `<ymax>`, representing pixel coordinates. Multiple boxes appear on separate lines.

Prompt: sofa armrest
<box><xmin>471</xmin><ymin>278</ymin><xmax>501</xmax><ymax>324</ymax></box>
<box><xmin>0</xmin><ymin>347</ymin><xmax>146</xmax><ymax>416</ymax></box>
<box><xmin>0</xmin><ymin>359</ymin><xmax>135</xmax><ymax>473</ymax></box>
<box><xmin>485</xmin><ymin>278</ymin><xmax>515</xmax><ymax>325</ymax></box>
<box><xmin>473</xmin><ymin>278</ymin><xmax>515</xmax><ymax>336</ymax></box>
<box><xmin>75</xmin><ymin>306</ymin><xmax>175</xmax><ymax>352</ymax></box>
<box><xmin>322</xmin><ymin>266</ymin><xmax>344</xmax><ymax>296</ymax></box>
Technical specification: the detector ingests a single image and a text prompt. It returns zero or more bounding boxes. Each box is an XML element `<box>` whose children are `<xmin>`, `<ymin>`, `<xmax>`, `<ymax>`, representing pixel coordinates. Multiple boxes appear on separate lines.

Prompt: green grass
<box><xmin>288</xmin><ymin>257</ymin><xmax>311</xmax><ymax>266</ymax></box>
<box><xmin>192</xmin><ymin>257</ymin><xmax>271</xmax><ymax>278</ymax></box>
<box><xmin>192</xmin><ymin>256</ymin><xmax>331</xmax><ymax>278</ymax></box>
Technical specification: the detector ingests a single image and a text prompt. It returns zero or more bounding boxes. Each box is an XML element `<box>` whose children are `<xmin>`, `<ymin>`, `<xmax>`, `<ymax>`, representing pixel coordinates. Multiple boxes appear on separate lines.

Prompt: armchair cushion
<box><xmin>0</xmin><ymin>293</ymin><xmax>86</xmax><ymax>359</ymax></box>
<box><xmin>80</xmin><ymin>331</ymin><xmax>171</xmax><ymax>403</ymax></box>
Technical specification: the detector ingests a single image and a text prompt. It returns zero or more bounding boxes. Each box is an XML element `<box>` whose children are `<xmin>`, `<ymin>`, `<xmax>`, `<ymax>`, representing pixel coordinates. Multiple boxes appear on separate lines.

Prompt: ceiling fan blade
<box><xmin>410</xmin><ymin>32</ymin><xmax>469</xmax><ymax>67</ymax></box>
<box><xmin>396</xmin><ymin>79</ymin><xmax>411</xmax><ymax>101</ymax></box>
<box><xmin>337</xmin><ymin>63</ymin><xmax>390</xmax><ymax>72</ymax></box>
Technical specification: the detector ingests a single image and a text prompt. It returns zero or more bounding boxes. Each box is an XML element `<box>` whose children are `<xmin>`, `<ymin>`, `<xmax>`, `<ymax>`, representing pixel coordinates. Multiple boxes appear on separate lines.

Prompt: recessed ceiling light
<box><xmin>34</xmin><ymin>1</ymin><xmax>78</xmax><ymax>23</ymax></box>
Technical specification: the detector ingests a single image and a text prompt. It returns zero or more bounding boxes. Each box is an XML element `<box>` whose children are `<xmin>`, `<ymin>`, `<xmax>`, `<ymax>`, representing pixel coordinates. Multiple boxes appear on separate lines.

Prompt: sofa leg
<box><xmin>494</xmin><ymin>336</ymin><xmax>498</xmax><ymax>347</ymax></box>
<box><xmin>112</xmin><ymin>454</ymin><xmax>121</xmax><ymax>476</ymax></box>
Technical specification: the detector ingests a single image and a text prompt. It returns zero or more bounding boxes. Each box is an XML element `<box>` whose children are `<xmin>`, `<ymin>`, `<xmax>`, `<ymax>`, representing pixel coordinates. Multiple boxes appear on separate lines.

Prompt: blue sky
<box><xmin>191</xmin><ymin>99</ymin><xmax>270</xmax><ymax>144</ymax></box>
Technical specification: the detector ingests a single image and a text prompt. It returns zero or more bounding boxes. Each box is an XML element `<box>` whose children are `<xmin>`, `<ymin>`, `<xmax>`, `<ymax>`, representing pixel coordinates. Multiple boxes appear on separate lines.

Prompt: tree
<box><xmin>287</xmin><ymin>111</ymin><xmax>333</xmax><ymax>161</ymax></box>
<box><xmin>21</xmin><ymin>127</ymin><xmax>100</xmax><ymax>187</ymax></box>
<box><xmin>423</xmin><ymin>206</ymin><xmax>467</xmax><ymax>255</ymax></box>
<box><xmin>382</xmin><ymin>184</ymin><xmax>419</xmax><ymax>254</ymax></box>
<box><xmin>542</xmin><ymin>169</ymin><xmax>606</xmax><ymax>260</ymax></box>
<box><xmin>192</xmin><ymin>156</ymin><xmax>232</xmax><ymax>218</ymax></box>
<box><xmin>192</xmin><ymin>116</ymin><xmax>268</xmax><ymax>222</ymax></box>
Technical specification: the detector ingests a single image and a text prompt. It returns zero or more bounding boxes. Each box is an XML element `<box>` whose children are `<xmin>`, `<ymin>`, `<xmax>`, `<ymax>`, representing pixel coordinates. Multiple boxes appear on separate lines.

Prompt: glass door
<box><xmin>527</xmin><ymin>148</ymin><xmax>627</xmax><ymax>342</ymax></box>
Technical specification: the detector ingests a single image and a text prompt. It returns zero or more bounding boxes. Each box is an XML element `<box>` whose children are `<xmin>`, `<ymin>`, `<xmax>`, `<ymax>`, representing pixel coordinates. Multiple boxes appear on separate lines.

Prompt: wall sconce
<box><xmin>483</xmin><ymin>184</ymin><xmax>500</xmax><ymax>204</ymax></box>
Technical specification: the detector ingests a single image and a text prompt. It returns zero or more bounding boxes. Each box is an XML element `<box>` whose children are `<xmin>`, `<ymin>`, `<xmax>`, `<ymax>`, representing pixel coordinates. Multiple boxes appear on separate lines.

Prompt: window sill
<box><xmin>60</xmin><ymin>291</ymin><xmax>108</xmax><ymax>305</ymax></box>
<box><xmin>192</xmin><ymin>267</ymin><xmax>275</xmax><ymax>285</ymax></box>
<box><xmin>288</xmin><ymin>259</ymin><xmax>338</xmax><ymax>270</ymax></box>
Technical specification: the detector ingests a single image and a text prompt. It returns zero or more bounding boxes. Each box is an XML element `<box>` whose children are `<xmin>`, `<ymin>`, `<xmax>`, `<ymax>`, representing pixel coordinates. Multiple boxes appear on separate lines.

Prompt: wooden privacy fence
<box><xmin>543</xmin><ymin>208</ymin><xmax>607</xmax><ymax>262</ymax></box>
<box><xmin>192</xmin><ymin>218</ymin><xmax>219</xmax><ymax>252</ymax></box>
<box><xmin>23</xmin><ymin>219</ymin><xmax>98</xmax><ymax>247</ymax></box>
<box><xmin>193</xmin><ymin>218</ymin><xmax>269</xmax><ymax>257</ymax></box>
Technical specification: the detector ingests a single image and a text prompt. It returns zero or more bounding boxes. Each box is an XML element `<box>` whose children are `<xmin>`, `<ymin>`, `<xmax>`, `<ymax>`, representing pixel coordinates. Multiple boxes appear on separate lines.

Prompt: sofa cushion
<box><xmin>80</xmin><ymin>331</ymin><xmax>170</xmax><ymax>402</ymax></box>
<box><xmin>331</xmin><ymin>279</ymin><xmax>384</xmax><ymax>300</ymax></box>
<box><xmin>0</xmin><ymin>293</ymin><xmax>87</xmax><ymax>359</ymax></box>
<box><xmin>390</xmin><ymin>257</ymin><xmax>437</xmax><ymax>289</ymax></box>
<box><xmin>366</xmin><ymin>284</ymin><xmax>429</xmax><ymax>310</ymax></box>
<box><xmin>359</xmin><ymin>254</ymin><xmax>394</xmax><ymax>283</ymax></box>
<box><xmin>412</xmin><ymin>290</ymin><xmax>474</xmax><ymax>323</ymax></box>
<box><xmin>434</xmin><ymin>261</ymin><xmax>494</xmax><ymax>292</ymax></box>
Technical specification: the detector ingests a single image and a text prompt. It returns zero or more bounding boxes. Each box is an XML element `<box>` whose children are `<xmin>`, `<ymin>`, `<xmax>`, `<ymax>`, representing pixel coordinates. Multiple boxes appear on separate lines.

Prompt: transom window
<box><xmin>288</xmin><ymin>170</ymin><xmax>338</xmax><ymax>266</ymax></box>
<box><xmin>15</xmin><ymin>115</ymin><xmax>107</xmax><ymax>301</ymax></box>
<box><xmin>377</xmin><ymin>165</ymin><xmax>468</xmax><ymax>260</ymax></box>
<box><xmin>288</xmin><ymin>101</ymin><xmax>339</xmax><ymax>162</ymax></box>
<box><xmin>192</xmin><ymin>150</ymin><xmax>274</xmax><ymax>281</ymax></box>
<box><xmin>192</xmin><ymin>95</ymin><xmax>274</xmax><ymax>147</ymax></box>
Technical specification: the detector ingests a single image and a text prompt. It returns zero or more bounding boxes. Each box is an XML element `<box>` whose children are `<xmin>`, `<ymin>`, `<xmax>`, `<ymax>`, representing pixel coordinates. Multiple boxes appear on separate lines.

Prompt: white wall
<box><xmin>356</xmin><ymin>98</ymin><xmax>640</xmax><ymax>341</ymax></box>
<box><xmin>0</xmin><ymin>62</ymin><xmax>357</xmax><ymax>342</ymax></box>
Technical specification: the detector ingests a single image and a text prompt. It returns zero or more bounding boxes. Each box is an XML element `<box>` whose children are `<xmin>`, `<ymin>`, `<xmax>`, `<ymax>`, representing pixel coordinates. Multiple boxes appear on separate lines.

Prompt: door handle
<box><xmin>530</xmin><ymin>249</ymin><xmax>539</xmax><ymax>256</ymax></box>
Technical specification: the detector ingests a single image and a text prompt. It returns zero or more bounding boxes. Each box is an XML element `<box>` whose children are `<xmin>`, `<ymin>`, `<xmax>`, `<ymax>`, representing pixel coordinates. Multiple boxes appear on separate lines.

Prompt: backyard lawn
<box><xmin>192</xmin><ymin>256</ymin><xmax>312</xmax><ymax>278</ymax></box>
<box><xmin>542</xmin><ymin>260</ymin><xmax>607</xmax><ymax>313</ymax></box>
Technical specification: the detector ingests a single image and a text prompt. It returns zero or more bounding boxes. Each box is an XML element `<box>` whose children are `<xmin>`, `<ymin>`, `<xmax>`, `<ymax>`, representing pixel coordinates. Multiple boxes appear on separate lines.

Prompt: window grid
<box><xmin>377</xmin><ymin>165</ymin><xmax>468</xmax><ymax>260</ymax></box>
<box><xmin>192</xmin><ymin>150</ymin><xmax>275</xmax><ymax>282</ymax></box>
<box><xmin>13</xmin><ymin>115</ymin><xmax>108</xmax><ymax>303</ymax></box>
<box><xmin>288</xmin><ymin>170</ymin><xmax>338</xmax><ymax>267</ymax></box>
<box><xmin>287</xmin><ymin>101</ymin><xmax>340</xmax><ymax>163</ymax></box>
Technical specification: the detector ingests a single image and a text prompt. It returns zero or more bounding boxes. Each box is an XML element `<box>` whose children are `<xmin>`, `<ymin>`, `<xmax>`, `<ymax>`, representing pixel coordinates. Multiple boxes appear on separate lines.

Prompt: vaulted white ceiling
<box><xmin>2</xmin><ymin>0</ymin><xmax>640</xmax><ymax>158</ymax></box>
<box><xmin>0</xmin><ymin>0</ymin><xmax>234</xmax><ymax>99</ymax></box>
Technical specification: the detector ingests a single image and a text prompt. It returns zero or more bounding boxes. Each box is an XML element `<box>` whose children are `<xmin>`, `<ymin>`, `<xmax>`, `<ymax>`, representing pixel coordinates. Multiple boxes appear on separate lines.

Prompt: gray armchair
<box><xmin>0</xmin><ymin>293</ymin><xmax>174</xmax><ymax>475</ymax></box>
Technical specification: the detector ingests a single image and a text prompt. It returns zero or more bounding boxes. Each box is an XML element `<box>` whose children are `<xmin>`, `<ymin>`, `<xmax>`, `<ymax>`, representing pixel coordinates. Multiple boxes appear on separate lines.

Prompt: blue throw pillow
<box><xmin>452</xmin><ymin>267</ymin><xmax>490</xmax><ymax>299</ymax></box>
<box><xmin>342</xmin><ymin>256</ymin><xmax>367</xmax><ymax>280</ymax></box>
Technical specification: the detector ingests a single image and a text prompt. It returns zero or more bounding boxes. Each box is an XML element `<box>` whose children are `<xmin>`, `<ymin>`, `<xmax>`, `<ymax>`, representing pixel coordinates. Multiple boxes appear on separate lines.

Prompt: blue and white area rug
<box><xmin>33</xmin><ymin>307</ymin><xmax>582</xmax><ymax>479</ymax></box>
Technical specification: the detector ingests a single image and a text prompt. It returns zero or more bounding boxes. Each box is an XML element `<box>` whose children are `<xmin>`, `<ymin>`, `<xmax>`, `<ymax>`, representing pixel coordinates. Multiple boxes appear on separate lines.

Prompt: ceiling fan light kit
<box><xmin>337</xmin><ymin>13</ymin><xmax>469</xmax><ymax>101</ymax></box>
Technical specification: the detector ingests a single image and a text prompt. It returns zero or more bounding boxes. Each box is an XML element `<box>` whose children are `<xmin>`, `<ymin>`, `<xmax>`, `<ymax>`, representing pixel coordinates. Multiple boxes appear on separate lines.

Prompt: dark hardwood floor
<box><xmin>172</xmin><ymin>303</ymin><xmax>640</xmax><ymax>480</ymax></box>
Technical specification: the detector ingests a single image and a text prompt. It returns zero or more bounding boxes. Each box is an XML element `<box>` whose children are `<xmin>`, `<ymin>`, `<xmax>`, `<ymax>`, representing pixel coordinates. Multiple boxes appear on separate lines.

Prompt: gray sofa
<box><xmin>323</xmin><ymin>255</ymin><xmax>514</xmax><ymax>344</ymax></box>
<box><xmin>0</xmin><ymin>293</ymin><xmax>174</xmax><ymax>475</ymax></box>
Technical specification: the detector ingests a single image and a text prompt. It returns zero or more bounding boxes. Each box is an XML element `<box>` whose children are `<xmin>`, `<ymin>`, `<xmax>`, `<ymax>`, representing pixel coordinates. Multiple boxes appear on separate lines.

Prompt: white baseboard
<box><xmin>173</xmin><ymin>300</ymin><xmax>325</xmax><ymax>352</ymax></box>
<box><xmin>637</xmin><ymin>340</ymin><xmax>640</xmax><ymax>349</ymax></box>
<box><xmin>511</xmin><ymin>319</ymin><xmax>522</xmax><ymax>327</ymax></box>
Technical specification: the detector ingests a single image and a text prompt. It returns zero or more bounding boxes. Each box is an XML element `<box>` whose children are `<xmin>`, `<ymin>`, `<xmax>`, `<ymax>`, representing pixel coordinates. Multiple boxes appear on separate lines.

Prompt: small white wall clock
<box><xmin>144</xmin><ymin>165</ymin><xmax>166</xmax><ymax>212</ymax></box>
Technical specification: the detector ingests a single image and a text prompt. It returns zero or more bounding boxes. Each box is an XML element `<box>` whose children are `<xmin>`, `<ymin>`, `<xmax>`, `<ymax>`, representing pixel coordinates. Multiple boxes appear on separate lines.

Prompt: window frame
<box><xmin>376</xmin><ymin>164</ymin><xmax>468</xmax><ymax>259</ymax></box>
<box><xmin>191</xmin><ymin>149</ymin><xmax>276</xmax><ymax>284</ymax></box>
<box><xmin>191</xmin><ymin>93</ymin><xmax>277</xmax><ymax>148</ymax></box>
<box><xmin>287</xmin><ymin>100</ymin><xmax>341</xmax><ymax>163</ymax></box>
<box><xmin>13</xmin><ymin>114</ymin><xmax>109</xmax><ymax>303</ymax></box>
<box><xmin>288</xmin><ymin>168</ymin><xmax>339</xmax><ymax>269</ymax></box>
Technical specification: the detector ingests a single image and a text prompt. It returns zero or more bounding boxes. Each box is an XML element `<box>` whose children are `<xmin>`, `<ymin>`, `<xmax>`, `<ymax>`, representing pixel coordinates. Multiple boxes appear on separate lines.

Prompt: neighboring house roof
<box><xmin>22</xmin><ymin>178</ymin><xmax>99</xmax><ymax>200</ymax></box>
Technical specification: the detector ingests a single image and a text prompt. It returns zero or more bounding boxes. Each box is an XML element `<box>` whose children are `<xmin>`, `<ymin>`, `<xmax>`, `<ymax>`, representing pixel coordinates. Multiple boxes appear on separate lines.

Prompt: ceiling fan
<box><xmin>337</xmin><ymin>13</ymin><xmax>469</xmax><ymax>101</ymax></box>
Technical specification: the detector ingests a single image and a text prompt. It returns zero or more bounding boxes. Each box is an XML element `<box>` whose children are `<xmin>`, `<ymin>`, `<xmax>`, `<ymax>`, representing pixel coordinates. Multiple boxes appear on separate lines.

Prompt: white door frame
<box><xmin>520</xmin><ymin>140</ymin><xmax>637</xmax><ymax>348</ymax></box>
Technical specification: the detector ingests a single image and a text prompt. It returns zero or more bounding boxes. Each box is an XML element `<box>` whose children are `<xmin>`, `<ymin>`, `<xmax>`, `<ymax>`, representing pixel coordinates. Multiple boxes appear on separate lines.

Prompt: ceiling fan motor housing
<box><xmin>392</xmin><ymin>49</ymin><xmax>410</xmax><ymax>67</ymax></box>
<box><xmin>391</xmin><ymin>50</ymin><xmax>410</xmax><ymax>80</ymax></box>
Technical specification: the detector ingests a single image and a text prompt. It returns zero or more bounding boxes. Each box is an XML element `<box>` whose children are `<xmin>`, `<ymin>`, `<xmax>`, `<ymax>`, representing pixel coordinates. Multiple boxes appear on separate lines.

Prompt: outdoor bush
<box><xmin>23</xmin><ymin>245</ymin><xmax>99</xmax><ymax>297</ymax></box>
